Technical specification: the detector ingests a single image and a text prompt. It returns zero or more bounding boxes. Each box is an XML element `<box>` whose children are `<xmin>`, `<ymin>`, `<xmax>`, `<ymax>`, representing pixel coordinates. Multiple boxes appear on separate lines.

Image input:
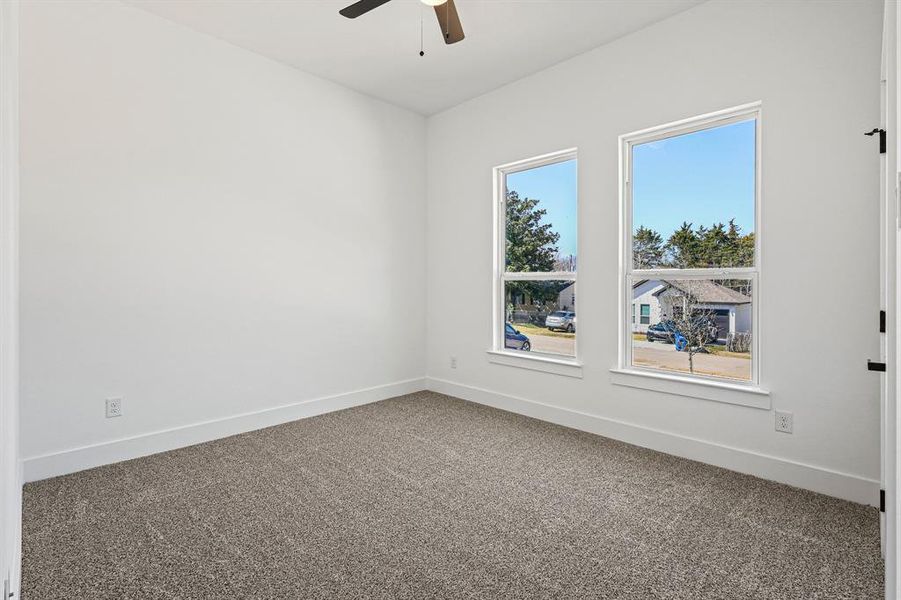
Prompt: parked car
<box><xmin>545</xmin><ymin>311</ymin><xmax>576</xmax><ymax>332</ymax></box>
<box><xmin>645</xmin><ymin>320</ymin><xmax>679</xmax><ymax>343</ymax></box>
<box><xmin>645</xmin><ymin>318</ymin><xmax>716</xmax><ymax>346</ymax></box>
<box><xmin>505</xmin><ymin>323</ymin><xmax>531</xmax><ymax>351</ymax></box>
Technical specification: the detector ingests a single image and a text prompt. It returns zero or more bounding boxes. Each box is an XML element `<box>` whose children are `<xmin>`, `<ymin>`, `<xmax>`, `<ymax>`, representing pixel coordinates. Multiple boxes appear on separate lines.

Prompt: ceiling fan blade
<box><xmin>339</xmin><ymin>0</ymin><xmax>392</xmax><ymax>19</ymax></box>
<box><xmin>434</xmin><ymin>0</ymin><xmax>464</xmax><ymax>44</ymax></box>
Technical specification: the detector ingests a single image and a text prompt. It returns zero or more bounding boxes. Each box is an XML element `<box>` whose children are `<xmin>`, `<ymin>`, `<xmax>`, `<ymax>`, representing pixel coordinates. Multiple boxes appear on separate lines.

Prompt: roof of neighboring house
<box><xmin>634</xmin><ymin>279</ymin><xmax>750</xmax><ymax>305</ymax></box>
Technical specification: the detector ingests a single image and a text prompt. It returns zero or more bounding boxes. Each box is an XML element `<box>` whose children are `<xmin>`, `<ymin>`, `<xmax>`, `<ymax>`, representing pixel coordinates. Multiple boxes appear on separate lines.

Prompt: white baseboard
<box><xmin>23</xmin><ymin>375</ymin><xmax>880</xmax><ymax>508</ymax></box>
<box><xmin>426</xmin><ymin>377</ymin><xmax>881</xmax><ymax>507</ymax></box>
<box><xmin>23</xmin><ymin>377</ymin><xmax>427</xmax><ymax>482</ymax></box>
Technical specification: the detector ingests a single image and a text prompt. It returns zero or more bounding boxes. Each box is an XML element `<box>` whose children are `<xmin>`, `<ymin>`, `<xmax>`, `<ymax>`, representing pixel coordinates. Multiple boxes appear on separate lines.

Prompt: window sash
<box><xmin>624</xmin><ymin>271</ymin><xmax>759</xmax><ymax>385</ymax></box>
<box><xmin>625</xmin><ymin>273</ymin><xmax>758</xmax><ymax>384</ymax></box>
<box><xmin>622</xmin><ymin>104</ymin><xmax>761</xmax><ymax>274</ymax></box>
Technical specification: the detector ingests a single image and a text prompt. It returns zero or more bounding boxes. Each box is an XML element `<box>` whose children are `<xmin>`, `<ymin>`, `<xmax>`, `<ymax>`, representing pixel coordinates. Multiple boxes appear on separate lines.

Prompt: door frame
<box><xmin>0</xmin><ymin>0</ymin><xmax>20</xmax><ymax>596</ymax></box>
<box><xmin>882</xmin><ymin>1</ymin><xmax>900</xmax><ymax>597</ymax></box>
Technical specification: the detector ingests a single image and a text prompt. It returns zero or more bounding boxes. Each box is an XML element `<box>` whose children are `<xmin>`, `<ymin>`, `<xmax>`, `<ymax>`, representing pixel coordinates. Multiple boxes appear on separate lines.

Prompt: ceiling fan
<box><xmin>339</xmin><ymin>0</ymin><xmax>464</xmax><ymax>45</ymax></box>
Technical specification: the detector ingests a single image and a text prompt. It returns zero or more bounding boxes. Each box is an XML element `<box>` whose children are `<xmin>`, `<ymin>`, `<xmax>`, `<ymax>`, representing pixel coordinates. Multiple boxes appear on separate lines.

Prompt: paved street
<box><xmin>529</xmin><ymin>333</ymin><xmax>575</xmax><ymax>356</ymax></box>
<box><xmin>633</xmin><ymin>340</ymin><xmax>751</xmax><ymax>380</ymax></box>
<box><xmin>517</xmin><ymin>333</ymin><xmax>750</xmax><ymax>381</ymax></box>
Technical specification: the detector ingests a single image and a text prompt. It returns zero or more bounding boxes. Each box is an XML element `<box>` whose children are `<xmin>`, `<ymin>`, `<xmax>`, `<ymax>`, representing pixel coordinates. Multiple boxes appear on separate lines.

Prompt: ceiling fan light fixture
<box><xmin>339</xmin><ymin>0</ymin><xmax>462</xmax><ymax>44</ymax></box>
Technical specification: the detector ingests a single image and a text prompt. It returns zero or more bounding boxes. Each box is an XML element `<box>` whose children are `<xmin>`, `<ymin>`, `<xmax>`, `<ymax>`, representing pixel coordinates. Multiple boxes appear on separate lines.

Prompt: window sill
<box><xmin>487</xmin><ymin>350</ymin><xmax>583</xmax><ymax>378</ymax></box>
<box><xmin>609</xmin><ymin>367</ymin><xmax>770</xmax><ymax>409</ymax></box>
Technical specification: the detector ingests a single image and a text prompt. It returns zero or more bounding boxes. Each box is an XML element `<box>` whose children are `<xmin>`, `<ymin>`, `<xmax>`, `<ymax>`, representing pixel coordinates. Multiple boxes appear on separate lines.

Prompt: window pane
<box><xmin>631</xmin><ymin>278</ymin><xmax>752</xmax><ymax>381</ymax></box>
<box><xmin>504</xmin><ymin>280</ymin><xmax>575</xmax><ymax>357</ymax></box>
<box><xmin>505</xmin><ymin>159</ymin><xmax>577</xmax><ymax>272</ymax></box>
<box><xmin>632</xmin><ymin>120</ymin><xmax>755</xmax><ymax>269</ymax></box>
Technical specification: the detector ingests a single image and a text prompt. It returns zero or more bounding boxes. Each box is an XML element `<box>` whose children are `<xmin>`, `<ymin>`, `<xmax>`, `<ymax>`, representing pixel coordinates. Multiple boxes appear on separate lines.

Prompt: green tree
<box><xmin>660</xmin><ymin>219</ymin><xmax>754</xmax><ymax>269</ymax></box>
<box><xmin>505</xmin><ymin>190</ymin><xmax>559</xmax><ymax>272</ymax></box>
<box><xmin>697</xmin><ymin>223</ymin><xmax>727</xmax><ymax>267</ymax></box>
<box><xmin>633</xmin><ymin>226</ymin><xmax>665</xmax><ymax>269</ymax></box>
<box><xmin>505</xmin><ymin>190</ymin><xmax>562</xmax><ymax>309</ymax></box>
<box><xmin>723</xmin><ymin>220</ymin><xmax>744</xmax><ymax>266</ymax></box>
<box><xmin>666</xmin><ymin>222</ymin><xmax>701</xmax><ymax>268</ymax></box>
<box><xmin>736</xmin><ymin>230</ymin><xmax>755</xmax><ymax>268</ymax></box>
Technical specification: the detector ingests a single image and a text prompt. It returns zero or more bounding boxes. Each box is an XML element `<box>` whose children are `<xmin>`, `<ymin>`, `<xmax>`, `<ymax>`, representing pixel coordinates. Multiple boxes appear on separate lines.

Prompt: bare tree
<box><xmin>727</xmin><ymin>331</ymin><xmax>752</xmax><ymax>353</ymax></box>
<box><xmin>553</xmin><ymin>253</ymin><xmax>577</xmax><ymax>272</ymax></box>
<box><xmin>658</xmin><ymin>281</ymin><xmax>718</xmax><ymax>374</ymax></box>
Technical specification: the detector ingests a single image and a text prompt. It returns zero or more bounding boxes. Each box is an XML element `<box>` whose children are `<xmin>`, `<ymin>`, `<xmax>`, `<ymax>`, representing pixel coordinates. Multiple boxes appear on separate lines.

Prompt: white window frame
<box><xmin>489</xmin><ymin>148</ymin><xmax>581</xmax><ymax>377</ymax></box>
<box><xmin>615</xmin><ymin>103</ymin><xmax>768</xmax><ymax>406</ymax></box>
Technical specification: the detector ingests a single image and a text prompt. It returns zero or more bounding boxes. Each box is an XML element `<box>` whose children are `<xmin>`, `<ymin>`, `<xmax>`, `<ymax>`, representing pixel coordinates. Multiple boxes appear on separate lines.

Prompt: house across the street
<box><xmin>557</xmin><ymin>283</ymin><xmax>575</xmax><ymax>311</ymax></box>
<box><xmin>632</xmin><ymin>279</ymin><xmax>751</xmax><ymax>341</ymax></box>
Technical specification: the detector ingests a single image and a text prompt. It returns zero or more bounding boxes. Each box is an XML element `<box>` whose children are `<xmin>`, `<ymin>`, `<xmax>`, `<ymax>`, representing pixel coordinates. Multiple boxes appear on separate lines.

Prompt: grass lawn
<box><xmin>703</xmin><ymin>345</ymin><xmax>751</xmax><ymax>359</ymax></box>
<box><xmin>513</xmin><ymin>323</ymin><xmax>575</xmax><ymax>339</ymax></box>
<box><xmin>633</xmin><ymin>331</ymin><xmax>750</xmax><ymax>360</ymax></box>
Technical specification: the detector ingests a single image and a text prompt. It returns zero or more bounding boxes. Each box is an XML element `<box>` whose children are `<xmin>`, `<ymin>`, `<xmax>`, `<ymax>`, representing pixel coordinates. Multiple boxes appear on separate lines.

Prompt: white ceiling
<box><xmin>126</xmin><ymin>0</ymin><xmax>703</xmax><ymax>115</ymax></box>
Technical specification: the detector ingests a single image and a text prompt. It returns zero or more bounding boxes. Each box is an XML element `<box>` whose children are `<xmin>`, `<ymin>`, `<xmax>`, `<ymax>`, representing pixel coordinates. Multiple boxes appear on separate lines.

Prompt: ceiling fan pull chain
<box><xmin>420</xmin><ymin>4</ymin><xmax>425</xmax><ymax>56</ymax></box>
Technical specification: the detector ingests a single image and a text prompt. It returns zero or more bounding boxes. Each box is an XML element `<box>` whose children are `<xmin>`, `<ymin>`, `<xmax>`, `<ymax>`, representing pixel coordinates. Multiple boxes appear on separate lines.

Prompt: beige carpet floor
<box><xmin>21</xmin><ymin>391</ymin><xmax>883</xmax><ymax>599</ymax></box>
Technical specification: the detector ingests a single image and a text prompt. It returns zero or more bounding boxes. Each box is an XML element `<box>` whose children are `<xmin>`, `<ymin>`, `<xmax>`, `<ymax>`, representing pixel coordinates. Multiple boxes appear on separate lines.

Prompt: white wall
<box><xmin>427</xmin><ymin>0</ymin><xmax>884</xmax><ymax>503</ymax></box>
<box><xmin>19</xmin><ymin>0</ymin><xmax>427</xmax><ymax>474</ymax></box>
<box><xmin>0</xmin><ymin>0</ymin><xmax>20</xmax><ymax>594</ymax></box>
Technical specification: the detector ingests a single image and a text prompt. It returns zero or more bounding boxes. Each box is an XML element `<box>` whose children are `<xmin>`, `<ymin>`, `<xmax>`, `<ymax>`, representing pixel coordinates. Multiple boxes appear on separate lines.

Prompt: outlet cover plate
<box><xmin>775</xmin><ymin>410</ymin><xmax>793</xmax><ymax>434</ymax></box>
<box><xmin>106</xmin><ymin>398</ymin><xmax>122</xmax><ymax>418</ymax></box>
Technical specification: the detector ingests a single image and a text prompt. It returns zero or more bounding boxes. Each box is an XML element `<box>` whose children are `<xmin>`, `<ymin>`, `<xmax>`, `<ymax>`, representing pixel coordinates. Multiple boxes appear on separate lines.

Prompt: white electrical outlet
<box><xmin>775</xmin><ymin>410</ymin><xmax>793</xmax><ymax>434</ymax></box>
<box><xmin>105</xmin><ymin>397</ymin><xmax>123</xmax><ymax>418</ymax></box>
<box><xmin>450</xmin><ymin>356</ymin><xmax>458</xmax><ymax>369</ymax></box>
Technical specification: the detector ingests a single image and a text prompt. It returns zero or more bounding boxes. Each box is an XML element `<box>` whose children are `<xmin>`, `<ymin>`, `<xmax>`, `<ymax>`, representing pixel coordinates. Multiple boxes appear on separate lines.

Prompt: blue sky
<box><xmin>506</xmin><ymin>159</ymin><xmax>578</xmax><ymax>257</ymax></box>
<box><xmin>504</xmin><ymin>120</ymin><xmax>753</xmax><ymax>259</ymax></box>
<box><xmin>632</xmin><ymin>119</ymin><xmax>756</xmax><ymax>238</ymax></box>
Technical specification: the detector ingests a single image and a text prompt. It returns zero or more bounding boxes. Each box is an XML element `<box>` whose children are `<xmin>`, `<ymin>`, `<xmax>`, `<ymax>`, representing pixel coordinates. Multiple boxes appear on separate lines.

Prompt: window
<box><xmin>640</xmin><ymin>304</ymin><xmax>651</xmax><ymax>325</ymax></box>
<box><xmin>620</xmin><ymin>104</ymin><xmax>760</xmax><ymax>386</ymax></box>
<box><xmin>493</xmin><ymin>149</ymin><xmax>577</xmax><ymax>361</ymax></box>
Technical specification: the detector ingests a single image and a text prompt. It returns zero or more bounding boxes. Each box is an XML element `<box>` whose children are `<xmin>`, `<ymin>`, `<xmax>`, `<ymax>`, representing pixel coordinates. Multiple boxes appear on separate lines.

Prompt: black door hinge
<box><xmin>868</xmin><ymin>360</ymin><xmax>886</xmax><ymax>372</ymax></box>
<box><xmin>880</xmin><ymin>310</ymin><xmax>886</xmax><ymax>333</ymax></box>
<box><xmin>881</xmin><ymin>489</ymin><xmax>886</xmax><ymax>512</ymax></box>
<box><xmin>865</xmin><ymin>128</ymin><xmax>886</xmax><ymax>154</ymax></box>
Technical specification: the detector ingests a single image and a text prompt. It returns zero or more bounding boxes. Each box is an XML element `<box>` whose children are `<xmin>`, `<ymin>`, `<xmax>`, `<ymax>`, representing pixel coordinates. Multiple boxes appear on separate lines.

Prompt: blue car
<box><xmin>505</xmin><ymin>323</ymin><xmax>531</xmax><ymax>351</ymax></box>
